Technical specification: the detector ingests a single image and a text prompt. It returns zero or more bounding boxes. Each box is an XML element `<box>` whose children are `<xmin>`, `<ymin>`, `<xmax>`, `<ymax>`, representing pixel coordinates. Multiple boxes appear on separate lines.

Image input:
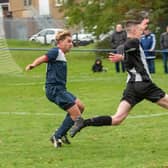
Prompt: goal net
<box><xmin>0</xmin><ymin>5</ymin><xmax>22</xmax><ymax>74</ymax></box>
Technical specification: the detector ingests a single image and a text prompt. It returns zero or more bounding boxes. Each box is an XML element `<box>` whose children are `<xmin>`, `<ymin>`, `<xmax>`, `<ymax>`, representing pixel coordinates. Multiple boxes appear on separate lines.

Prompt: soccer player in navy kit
<box><xmin>26</xmin><ymin>30</ymin><xmax>84</xmax><ymax>148</ymax></box>
<box><xmin>70</xmin><ymin>19</ymin><xmax>168</xmax><ymax>137</ymax></box>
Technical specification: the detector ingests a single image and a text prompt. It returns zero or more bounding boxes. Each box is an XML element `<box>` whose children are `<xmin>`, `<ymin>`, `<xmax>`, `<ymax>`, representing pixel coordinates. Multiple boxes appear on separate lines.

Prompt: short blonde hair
<box><xmin>56</xmin><ymin>30</ymin><xmax>71</xmax><ymax>42</ymax></box>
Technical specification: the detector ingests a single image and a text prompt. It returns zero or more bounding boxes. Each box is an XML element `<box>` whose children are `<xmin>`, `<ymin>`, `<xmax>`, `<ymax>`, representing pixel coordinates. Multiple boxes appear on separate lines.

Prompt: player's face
<box><xmin>135</xmin><ymin>25</ymin><xmax>144</xmax><ymax>38</ymax></box>
<box><xmin>59</xmin><ymin>36</ymin><xmax>73</xmax><ymax>53</ymax></box>
<box><xmin>143</xmin><ymin>29</ymin><xmax>150</xmax><ymax>35</ymax></box>
<box><xmin>116</xmin><ymin>24</ymin><xmax>123</xmax><ymax>32</ymax></box>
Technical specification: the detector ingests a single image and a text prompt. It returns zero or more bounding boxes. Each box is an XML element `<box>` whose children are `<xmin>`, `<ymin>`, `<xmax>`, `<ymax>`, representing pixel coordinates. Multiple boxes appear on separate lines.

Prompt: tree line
<box><xmin>63</xmin><ymin>0</ymin><xmax>168</xmax><ymax>36</ymax></box>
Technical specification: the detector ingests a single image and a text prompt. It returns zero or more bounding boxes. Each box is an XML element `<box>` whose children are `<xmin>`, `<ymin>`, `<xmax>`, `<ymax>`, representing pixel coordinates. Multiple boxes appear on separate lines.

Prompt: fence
<box><xmin>0</xmin><ymin>47</ymin><xmax>167</xmax><ymax>53</ymax></box>
<box><xmin>3</xmin><ymin>17</ymin><xmax>66</xmax><ymax>40</ymax></box>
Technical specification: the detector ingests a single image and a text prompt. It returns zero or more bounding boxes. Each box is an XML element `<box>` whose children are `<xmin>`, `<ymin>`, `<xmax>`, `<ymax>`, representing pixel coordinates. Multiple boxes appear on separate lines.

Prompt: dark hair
<box><xmin>95</xmin><ymin>58</ymin><xmax>102</xmax><ymax>64</ymax></box>
<box><xmin>124</xmin><ymin>20</ymin><xmax>141</xmax><ymax>33</ymax></box>
<box><xmin>144</xmin><ymin>27</ymin><xmax>149</xmax><ymax>31</ymax></box>
<box><xmin>125</xmin><ymin>20</ymin><xmax>141</xmax><ymax>28</ymax></box>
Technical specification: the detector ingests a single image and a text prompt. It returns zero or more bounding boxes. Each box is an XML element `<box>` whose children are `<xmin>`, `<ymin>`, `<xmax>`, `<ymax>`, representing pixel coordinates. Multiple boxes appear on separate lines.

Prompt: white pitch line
<box><xmin>4</xmin><ymin>77</ymin><xmax>118</xmax><ymax>86</ymax></box>
<box><xmin>5</xmin><ymin>82</ymin><xmax>44</xmax><ymax>86</ymax></box>
<box><xmin>0</xmin><ymin>111</ymin><xmax>168</xmax><ymax>119</ymax></box>
<box><xmin>0</xmin><ymin>111</ymin><xmax>59</xmax><ymax>116</ymax></box>
<box><xmin>128</xmin><ymin>112</ymin><xmax>168</xmax><ymax>119</ymax></box>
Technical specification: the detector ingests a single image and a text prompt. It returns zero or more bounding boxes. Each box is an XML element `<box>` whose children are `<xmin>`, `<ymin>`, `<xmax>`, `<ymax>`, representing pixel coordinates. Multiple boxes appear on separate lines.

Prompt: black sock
<box><xmin>84</xmin><ymin>116</ymin><xmax>112</xmax><ymax>126</ymax></box>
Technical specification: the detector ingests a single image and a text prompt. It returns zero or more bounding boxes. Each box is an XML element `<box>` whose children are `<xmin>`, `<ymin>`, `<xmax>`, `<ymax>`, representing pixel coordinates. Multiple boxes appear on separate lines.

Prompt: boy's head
<box><xmin>125</xmin><ymin>20</ymin><xmax>146</xmax><ymax>38</ymax></box>
<box><xmin>56</xmin><ymin>30</ymin><xmax>73</xmax><ymax>53</ymax></box>
<box><xmin>125</xmin><ymin>20</ymin><xmax>141</xmax><ymax>32</ymax></box>
<box><xmin>56</xmin><ymin>30</ymin><xmax>71</xmax><ymax>42</ymax></box>
<box><xmin>116</xmin><ymin>24</ymin><xmax>123</xmax><ymax>32</ymax></box>
<box><xmin>95</xmin><ymin>58</ymin><xmax>102</xmax><ymax>65</ymax></box>
<box><xmin>143</xmin><ymin>28</ymin><xmax>150</xmax><ymax>35</ymax></box>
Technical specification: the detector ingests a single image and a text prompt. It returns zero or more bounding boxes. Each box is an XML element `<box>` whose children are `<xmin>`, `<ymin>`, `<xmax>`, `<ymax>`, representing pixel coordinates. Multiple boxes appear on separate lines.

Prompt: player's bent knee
<box><xmin>75</xmin><ymin>99</ymin><xmax>85</xmax><ymax>113</ymax></box>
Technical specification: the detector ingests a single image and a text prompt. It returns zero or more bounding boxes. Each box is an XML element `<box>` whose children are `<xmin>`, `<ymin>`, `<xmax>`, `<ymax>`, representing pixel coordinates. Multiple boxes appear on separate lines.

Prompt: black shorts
<box><xmin>121</xmin><ymin>81</ymin><xmax>165</xmax><ymax>107</ymax></box>
<box><xmin>46</xmin><ymin>86</ymin><xmax>76</xmax><ymax>110</ymax></box>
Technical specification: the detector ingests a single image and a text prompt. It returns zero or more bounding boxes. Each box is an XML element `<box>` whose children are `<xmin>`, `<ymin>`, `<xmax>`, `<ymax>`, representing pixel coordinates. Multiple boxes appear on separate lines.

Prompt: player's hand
<box><xmin>108</xmin><ymin>53</ymin><xmax>123</xmax><ymax>62</ymax></box>
<box><xmin>25</xmin><ymin>64</ymin><xmax>35</xmax><ymax>71</ymax></box>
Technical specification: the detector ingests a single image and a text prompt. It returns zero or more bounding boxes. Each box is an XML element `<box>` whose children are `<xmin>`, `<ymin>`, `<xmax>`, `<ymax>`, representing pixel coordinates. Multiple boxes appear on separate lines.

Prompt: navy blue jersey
<box><xmin>140</xmin><ymin>33</ymin><xmax>156</xmax><ymax>58</ymax></box>
<box><xmin>45</xmin><ymin>48</ymin><xmax>67</xmax><ymax>89</ymax></box>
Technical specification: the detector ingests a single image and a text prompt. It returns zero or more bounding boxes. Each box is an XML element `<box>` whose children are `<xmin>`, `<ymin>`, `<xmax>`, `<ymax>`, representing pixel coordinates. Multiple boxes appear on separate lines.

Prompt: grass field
<box><xmin>0</xmin><ymin>40</ymin><xmax>168</xmax><ymax>168</ymax></box>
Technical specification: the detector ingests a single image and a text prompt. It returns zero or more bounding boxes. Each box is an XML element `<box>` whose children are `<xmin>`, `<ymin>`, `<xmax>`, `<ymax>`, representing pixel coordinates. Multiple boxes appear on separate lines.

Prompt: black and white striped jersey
<box><xmin>124</xmin><ymin>38</ymin><xmax>151</xmax><ymax>83</ymax></box>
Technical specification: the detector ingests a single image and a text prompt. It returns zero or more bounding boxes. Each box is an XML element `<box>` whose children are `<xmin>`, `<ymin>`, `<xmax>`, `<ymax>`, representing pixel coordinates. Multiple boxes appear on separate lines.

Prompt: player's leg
<box><xmin>146</xmin><ymin>59</ymin><xmax>151</xmax><ymax>73</ymax></box>
<box><xmin>115</xmin><ymin>62</ymin><xmax>120</xmax><ymax>72</ymax></box>
<box><xmin>70</xmin><ymin>83</ymin><xmax>136</xmax><ymax>137</ymax></box>
<box><xmin>60</xmin><ymin>99</ymin><xmax>85</xmax><ymax>143</ymax></box>
<box><xmin>54</xmin><ymin>99</ymin><xmax>84</xmax><ymax>141</ymax></box>
<box><xmin>52</xmin><ymin>113</ymin><xmax>73</xmax><ymax>144</ymax></box>
<box><xmin>83</xmin><ymin>100</ymin><xmax>131</xmax><ymax>126</ymax></box>
<box><xmin>75</xmin><ymin>98</ymin><xmax>85</xmax><ymax>113</ymax></box>
<box><xmin>150</xmin><ymin>59</ymin><xmax>155</xmax><ymax>73</ymax></box>
<box><xmin>53</xmin><ymin>99</ymin><xmax>84</xmax><ymax>143</ymax></box>
<box><xmin>51</xmin><ymin>104</ymin><xmax>82</xmax><ymax>147</ymax></box>
<box><xmin>111</xmin><ymin>100</ymin><xmax>131</xmax><ymax>125</ymax></box>
<box><xmin>121</xmin><ymin>61</ymin><xmax>125</xmax><ymax>72</ymax></box>
<box><xmin>156</xmin><ymin>94</ymin><xmax>168</xmax><ymax>109</ymax></box>
<box><xmin>145</xmin><ymin>82</ymin><xmax>168</xmax><ymax>109</ymax></box>
<box><xmin>67</xmin><ymin>103</ymin><xmax>82</xmax><ymax>120</ymax></box>
<box><xmin>60</xmin><ymin>99</ymin><xmax>84</xmax><ymax>140</ymax></box>
<box><xmin>162</xmin><ymin>51</ymin><xmax>168</xmax><ymax>73</ymax></box>
<box><xmin>166</xmin><ymin>53</ymin><xmax>168</xmax><ymax>73</ymax></box>
<box><xmin>70</xmin><ymin>100</ymin><xmax>132</xmax><ymax>137</ymax></box>
<box><xmin>51</xmin><ymin>92</ymin><xmax>83</xmax><ymax>147</ymax></box>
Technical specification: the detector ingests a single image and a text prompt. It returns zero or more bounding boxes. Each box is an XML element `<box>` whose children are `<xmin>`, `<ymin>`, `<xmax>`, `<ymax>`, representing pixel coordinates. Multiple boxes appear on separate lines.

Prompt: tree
<box><xmin>64</xmin><ymin>0</ymin><xmax>168</xmax><ymax>35</ymax></box>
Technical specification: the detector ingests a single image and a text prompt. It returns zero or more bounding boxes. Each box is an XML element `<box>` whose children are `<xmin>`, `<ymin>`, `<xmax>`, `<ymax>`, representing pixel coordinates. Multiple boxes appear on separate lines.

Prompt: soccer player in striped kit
<box><xmin>70</xmin><ymin>19</ymin><xmax>168</xmax><ymax>137</ymax></box>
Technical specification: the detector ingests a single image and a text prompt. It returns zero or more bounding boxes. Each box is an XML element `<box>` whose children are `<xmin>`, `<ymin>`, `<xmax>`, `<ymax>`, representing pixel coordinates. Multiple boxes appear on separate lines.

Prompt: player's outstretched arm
<box><xmin>108</xmin><ymin>53</ymin><xmax>124</xmax><ymax>63</ymax></box>
<box><xmin>25</xmin><ymin>55</ymin><xmax>48</xmax><ymax>71</ymax></box>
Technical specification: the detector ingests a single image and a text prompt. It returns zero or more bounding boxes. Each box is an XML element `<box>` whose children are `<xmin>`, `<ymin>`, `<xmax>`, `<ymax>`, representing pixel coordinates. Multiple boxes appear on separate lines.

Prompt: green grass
<box><xmin>0</xmin><ymin>40</ymin><xmax>168</xmax><ymax>168</ymax></box>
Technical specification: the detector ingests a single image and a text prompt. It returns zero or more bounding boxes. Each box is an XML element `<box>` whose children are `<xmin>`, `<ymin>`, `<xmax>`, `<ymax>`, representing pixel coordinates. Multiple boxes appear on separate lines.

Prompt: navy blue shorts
<box><xmin>121</xmin><ymin>81</ymin><xmax>165</xmax><ymax>107</ymax></box>
<box><xmin>46</xmin><ymin>86</ymin><xmax>76</xmax><ymax>110</ymax></box>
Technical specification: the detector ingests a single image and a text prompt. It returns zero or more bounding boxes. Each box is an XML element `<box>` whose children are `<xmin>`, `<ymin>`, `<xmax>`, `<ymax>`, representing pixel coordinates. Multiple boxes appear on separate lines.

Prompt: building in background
<box><xmin>0</xmin><ymin>0</ymin><xmax>12</xmax><ymax>17</ymax></box>
<box><xmin>9</xmin><ymin>0</ymin><xmax>66</xmax><ymax>19</ymax></box>
<box><xmin>1</xmin><ymin>0</ymin><xmax>81</xmax><ymax>40</ymax></box>
<box><xmin>1</xmin><ymin>0</ymin><xmax>71</xmax><ymax>40</ymax></box>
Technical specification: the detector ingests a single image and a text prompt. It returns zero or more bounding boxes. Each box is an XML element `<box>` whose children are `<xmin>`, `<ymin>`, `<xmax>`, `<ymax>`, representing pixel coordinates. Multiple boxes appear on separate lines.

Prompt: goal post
<box><xmin>0</xmin><ymin>5</ymin><xmax>22</xmax><ymax>74</ymax></box>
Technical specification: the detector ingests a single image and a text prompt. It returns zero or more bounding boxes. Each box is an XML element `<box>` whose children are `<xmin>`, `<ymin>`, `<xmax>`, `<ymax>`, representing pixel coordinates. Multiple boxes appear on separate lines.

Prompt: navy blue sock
<box><xmin>55</xmin><ymin>114</ymin><xmax>74</xmax><ymax>139</ymax></box>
